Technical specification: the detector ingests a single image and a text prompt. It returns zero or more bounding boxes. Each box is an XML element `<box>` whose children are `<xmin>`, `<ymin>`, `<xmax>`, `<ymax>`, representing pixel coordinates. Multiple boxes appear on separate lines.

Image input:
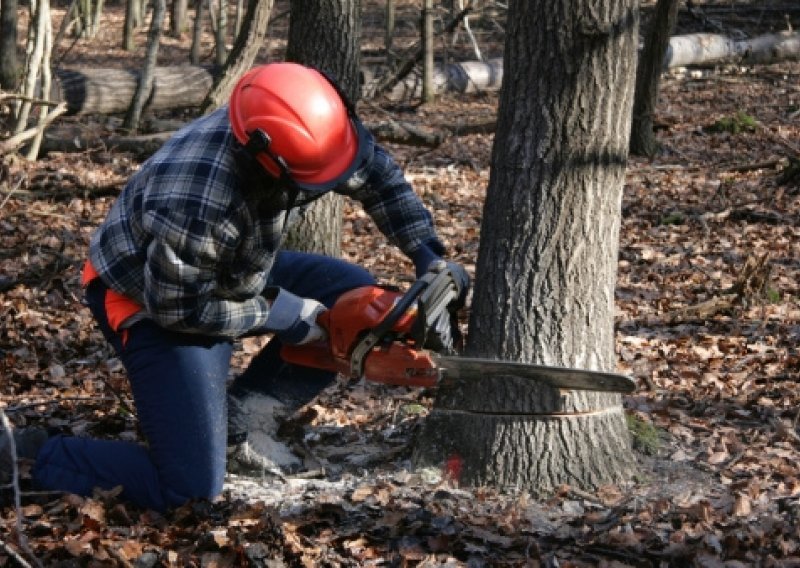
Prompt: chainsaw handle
<box><xmin>347</xmin><ymin>277</ymin><xmax>429</xmax><ymax>378</ymax></box>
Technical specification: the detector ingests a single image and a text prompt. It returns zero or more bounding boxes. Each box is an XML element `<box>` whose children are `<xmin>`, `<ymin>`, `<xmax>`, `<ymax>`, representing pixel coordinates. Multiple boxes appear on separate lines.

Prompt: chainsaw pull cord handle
<box><xmin>348</xmin><ymin>263</ymin><xmax>454</xmax><ymax>379</ymax></box>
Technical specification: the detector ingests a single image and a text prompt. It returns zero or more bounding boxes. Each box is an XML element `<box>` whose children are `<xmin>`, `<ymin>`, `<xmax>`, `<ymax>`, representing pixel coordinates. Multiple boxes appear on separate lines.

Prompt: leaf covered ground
<box><xmin>2</xmin><ymin>2</ymin><xmax>800</xmax><ymax>566</ymax></box>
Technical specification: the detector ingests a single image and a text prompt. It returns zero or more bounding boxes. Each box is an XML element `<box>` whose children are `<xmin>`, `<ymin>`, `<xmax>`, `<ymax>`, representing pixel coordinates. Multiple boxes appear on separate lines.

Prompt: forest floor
<box><xmin>2</xmin><ymin>1</ymin><xmax>800</xmax><ymax>566</ymax></box>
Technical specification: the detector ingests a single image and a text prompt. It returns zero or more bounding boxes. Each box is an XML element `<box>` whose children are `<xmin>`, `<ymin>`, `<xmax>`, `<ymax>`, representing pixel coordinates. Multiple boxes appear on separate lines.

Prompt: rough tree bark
<box><xmin>630</xmin><ymin>0</ymin><xmax>680</xmax><ymax>157</ymax></box>
<box><xmin>199</xmin><ymin>0</ymin><xmax>274</xmax><ymax>113</ymax></box>
<box><xmin>282</xmin><ymin>0</ymin><xmax>362</xmax><ymax>257</ymax></box>
<box><xmin>414</xmin><ymin>0</ymin><xmax>639</xmax><ymax>494</ymax></box>
<box><xmin>0</xmin><ymin>0</ymin><xmax>19</xmax><ymax>89</ymax></box>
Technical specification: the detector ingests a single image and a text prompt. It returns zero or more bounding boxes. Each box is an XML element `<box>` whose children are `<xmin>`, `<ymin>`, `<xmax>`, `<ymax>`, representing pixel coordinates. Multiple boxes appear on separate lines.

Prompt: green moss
<box><xmin>707</xmin><ymin>111</ymin><xmax>758</xmax><ymax>134</ymax></box>
<box><xmin>765</xmin><ymin>287</ymin><xmax>781</xmax><ymax>303</ymax></box>
<box><xmin>626</xmin><ymin>413</ymin><xmax>663</xmax><ymax>456</ymax></box>
<box><xmin>660</xmin><ymin>211</ymin><xmax>686</xmax><ymax>225</ymax></box>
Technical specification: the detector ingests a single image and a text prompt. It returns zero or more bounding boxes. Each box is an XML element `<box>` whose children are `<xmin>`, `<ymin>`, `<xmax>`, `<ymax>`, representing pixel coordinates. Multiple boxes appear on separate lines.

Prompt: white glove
<box><xmin>263</xmin><ymin>287</ymin><xmax>327</xmax><ymax>345</ymax></box>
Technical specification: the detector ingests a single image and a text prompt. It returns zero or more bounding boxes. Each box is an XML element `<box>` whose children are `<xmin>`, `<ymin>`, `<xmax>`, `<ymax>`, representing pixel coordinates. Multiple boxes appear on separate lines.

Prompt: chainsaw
<box><xmin>281</xmin><ymin>262</ymin><xmax>635</xmax><ymax>393</ymax></box>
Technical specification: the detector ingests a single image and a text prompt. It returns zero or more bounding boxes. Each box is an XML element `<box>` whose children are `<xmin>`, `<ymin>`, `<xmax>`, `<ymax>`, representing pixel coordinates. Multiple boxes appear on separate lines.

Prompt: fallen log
<box><xmin>49</xmin><ymin>28</ymin><xmax>799</xmax><ymax>116</ymax></box>
<box><xmin>39</xmin><ymin>117</ymin><xmax>450</xmax><ymax>156</ymax></box>
<box><xmin>52</xmin><ymin>65</ymin><xmax>216</xmax><ymax>115</ymax></box>
<box><xmin>369</xmin><ymin>58</ymin><xmax>505</xmax><ymax>102</ymax></box>
<box><xmin>52</xmin><ymin>60</ymin><xmax>503</xmax><ymax>116</ymax></box>
<box><xmin>665</xmin><ymin>31</ymin><xmax>800</xmax><ymax>68</ymax></box>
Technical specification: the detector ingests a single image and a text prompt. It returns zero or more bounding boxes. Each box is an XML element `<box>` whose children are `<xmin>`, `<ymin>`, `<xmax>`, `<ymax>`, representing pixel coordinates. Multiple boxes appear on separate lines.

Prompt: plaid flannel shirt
<box><xmin>88</xmin><ymin>107</ymin><xmax>444</xmax><ymax>337</ymax></box>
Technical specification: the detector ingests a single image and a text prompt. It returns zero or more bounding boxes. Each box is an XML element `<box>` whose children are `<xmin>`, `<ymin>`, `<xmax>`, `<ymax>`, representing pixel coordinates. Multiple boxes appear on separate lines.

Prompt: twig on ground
<box><xmin>0</xmin><ymin>410</ymin><xmax>43</xmax><ymax>568</ymax></box>
<box><xmin>0</xmin><ymin>538</ymin><xmax>33</xmax><ymax>568</ymax></box>
<box><xmin>0</xmin><ymin>102</ymin><xmax>67</xmax><ymax>157</ymax></box>
<box><xmin>4</xmin><ymin>396</ymin><xmax>118</xmax><ymax>414</ymax></box>
<box><xmin>0</xmin><ymin>174</ymin><xmax>27</xmax><ymax>213</ymax></box>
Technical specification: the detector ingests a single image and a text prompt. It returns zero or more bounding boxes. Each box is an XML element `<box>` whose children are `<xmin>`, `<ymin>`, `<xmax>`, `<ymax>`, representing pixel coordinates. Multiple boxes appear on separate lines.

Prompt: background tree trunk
<box><xmin>199</xmin><ymin>0</ymin><xmax>274</xmax><ymax>113</ymax></box>
<box><xmin>421</xmin><ymin>0</ymin><xmax>434</xmax><ymax>103</ymax></box>
<box><xmin>385</xmin><ymin>0</ymin><xmax>395</xmax><ymax>67</ymax></box>
<box><xmin>14</xmin><ymin>0</ymin><xmax>48</xmax><ymax>135</ymax></box>
<box><xmin>630</xmin><ymin>0</ymin><xmax>680</xmax><ymax>157</ymax></box>
<box><xmin>123</xmin><ymin>0</ymin><xmax>166</xmax><ymax>131</ymax></box>
<box><xmin>190</xmin><ymin>0</ymin><xmax>204</xmax><ymax>64</ymax></box>
<box><xmin>25</xmin><ymin>0</ymin><xmax>53</xmax><ymax>159</ymax></box>
<box><xmin>414</xmin><ymin>0</ymin><xmax>639</xmax><ymax>494</ymax></box>
<box><xmin>0</xmin><ymin>0</ymin><xmax>19</xmax><ymax>89</ymax></box>
<box><xmin>170</xmin><ymin>0</ymin><xmax>188</xmax><ymax>37</ymax></box>
<box><xmin>123</xmin><ymin>0</ymin><xmax>143</xmax><ymax>51</ymax></box>
<box><xmin>282</xmin><ymin>0</ymin><xmax>362</xmax><ymax>257</ymax></box>
<box><xmin>214</xmin><ymin>0</ymin><xmax>228</xmax><ymax>66</ymax></box>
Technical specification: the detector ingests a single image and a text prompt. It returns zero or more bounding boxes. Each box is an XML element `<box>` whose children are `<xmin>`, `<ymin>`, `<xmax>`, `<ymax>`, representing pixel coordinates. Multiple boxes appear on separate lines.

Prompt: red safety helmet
<box><xmin>229</xmin><ymin>63</ymin><xmax>372</xmax><ymax>192</ymax></box>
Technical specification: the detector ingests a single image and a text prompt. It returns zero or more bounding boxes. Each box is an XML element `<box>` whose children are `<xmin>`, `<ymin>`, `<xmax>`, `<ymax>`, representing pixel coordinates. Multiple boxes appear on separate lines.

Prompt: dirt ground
<box><xmin>2</xmin><ymin>1</ymin><xmax>800</xmax><ymax>566</ymax></box>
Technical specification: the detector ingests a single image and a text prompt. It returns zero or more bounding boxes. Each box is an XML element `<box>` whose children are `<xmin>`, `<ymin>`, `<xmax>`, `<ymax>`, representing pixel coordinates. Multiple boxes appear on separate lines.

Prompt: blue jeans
<box><xmin>33</xmin><ymin>252</ymin><xmax>375</xmax><ymax>511</ymax></box>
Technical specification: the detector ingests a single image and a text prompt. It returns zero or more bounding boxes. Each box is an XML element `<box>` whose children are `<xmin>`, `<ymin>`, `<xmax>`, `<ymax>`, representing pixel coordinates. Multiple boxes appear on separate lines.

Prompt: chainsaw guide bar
<box><xmin>431</xmin><ymin>355</ymin><xmax>636</xmax><ymax>393</ymax></box>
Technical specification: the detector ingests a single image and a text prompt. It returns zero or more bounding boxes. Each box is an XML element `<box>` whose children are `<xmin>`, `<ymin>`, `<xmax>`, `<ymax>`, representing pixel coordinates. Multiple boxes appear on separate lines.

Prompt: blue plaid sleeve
<box><xmin>344</xmin><ymin>144</ymin><xmax>445</xmax><ymax>257</ymax></box>
<box><xmin>141</xmin><ymin>208</ymin><xmax>270</xmax><ymax>336</ymax></box>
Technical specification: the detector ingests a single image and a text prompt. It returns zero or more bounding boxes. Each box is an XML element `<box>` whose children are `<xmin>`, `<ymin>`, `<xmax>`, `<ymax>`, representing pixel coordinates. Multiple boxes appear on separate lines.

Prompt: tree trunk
<box><xmin>414</xmin><ymin>0</ymin><xmax>639</xmax><ymax>494</ymax></box>
<box><xmin>88</xmin><ymin>0</ymin><xmax>103</xmax><ymax>37</ymax></box>
<box><xmin>14</xmin><ymin>0</ymin><xmax>47</xmax><ymax>135</ymax></box>
<box><xmin>123</xmin><ymin>0</ymin><xmax>141</xmax><ymax>51</ymax></box>
<box><xmin>123</xmin><ymin>0</ymin><xmax>166</xmax><ymax>131</ymax></box>
<box><xmin>630</xmin><ymin>0</ymin><xmax>680</xmax><ymax>157</ymax></box>
<box><xmin>199</xmin><ymin>0</ymin><xmax>274</xmax><ymax>113</ymax></box>
<box><xmin>385</xmin><ymin>0</ymin><xmax>395</xmax><ymax>67</ymax></box>
<box><xmin>25</xmin><ymin>0</ymin><xmax>53</xmax><ymax>159</ymax></box>
<box><xmin>214</xmin><ymin>0</ymin><xmax>228</xmax><ymax>66</ymax></box>
<box><xmin>283</xmin><ymin>0</ymin><xmax>362</xmax><ymax>257</ymax></box>
<box><xmin>0</xmin><ymin>0</ymin><xmax>19</xmax><ymax>90</ymax></box>
<box><xmin>421</xmin><ymin>0</ymin><xmax>434</xmax><ymax>103</ymax></box>
<box><xmin>170</xmin><ymin>0</ymin><xmax>188</xmax><ymax>36</ymax></box>
<box><xmin>190</xmin><ymin>0</ymin><xmax>204</xmax><ymax>64</ymax></box>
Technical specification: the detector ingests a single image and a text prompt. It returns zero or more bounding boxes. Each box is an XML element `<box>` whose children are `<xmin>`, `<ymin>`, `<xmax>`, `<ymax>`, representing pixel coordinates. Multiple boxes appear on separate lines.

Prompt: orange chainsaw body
<box><xmin>280</xmin><ymin>286</ymin><xmax>441</xmax><ymax>388</ymax></box>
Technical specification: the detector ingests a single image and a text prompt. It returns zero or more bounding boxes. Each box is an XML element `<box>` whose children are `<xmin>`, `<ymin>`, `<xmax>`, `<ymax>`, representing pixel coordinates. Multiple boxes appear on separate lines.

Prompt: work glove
<box><xmin>409</xmin><ymin>244</ymin><xmax>470</xmax><ymax>308</ymax></box>
<box><xmin>441</xmin><ymin>260</ymin><xmax>470</xmax><ymax>310</ymax></box>
<box><xmin>262</xmin><ymin>287</ymin><xmax>327</xmax><ymax>345</ymax></box>
<box><xmin>420</xmin><ymin>259</ymin><xmax>471</xmax><ymax>353</ymax></box>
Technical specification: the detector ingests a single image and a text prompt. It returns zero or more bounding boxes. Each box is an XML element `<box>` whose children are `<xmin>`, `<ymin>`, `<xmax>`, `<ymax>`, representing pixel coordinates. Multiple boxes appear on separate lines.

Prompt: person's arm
<box><xmin>341</xmin><ymin>143</ymin><xmax>447</xmax><ymax>276</ymax></box>
<box><xmin>141</xmin><ymin>208</ymin><xmax>329</xmax><ymax>344</ymax></box>
<box><xmin>141</xmin><ymin>207</ymin><xmax>271</xmax><ymax>336</ymax></box>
